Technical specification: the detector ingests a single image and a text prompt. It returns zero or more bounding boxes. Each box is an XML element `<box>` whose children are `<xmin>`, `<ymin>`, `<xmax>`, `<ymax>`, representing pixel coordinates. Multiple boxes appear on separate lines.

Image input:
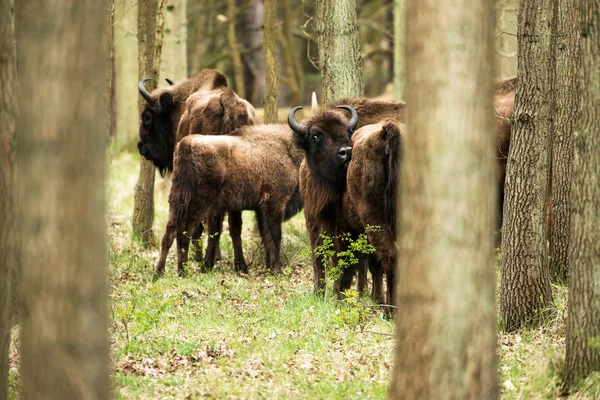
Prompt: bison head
<box><xmin>137</xmin><ymin>78</ymin><xmax>177</xmax><ymax>175</ymax></box>
<box><xmin>288</xmin><ymin>105</ymin><xmax>358</xmax><ymax>185</ymax></box>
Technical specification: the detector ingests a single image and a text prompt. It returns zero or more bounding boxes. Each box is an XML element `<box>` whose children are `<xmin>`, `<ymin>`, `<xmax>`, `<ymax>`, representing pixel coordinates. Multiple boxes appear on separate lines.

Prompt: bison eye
<box><xmin>143</xmin><ymin>113</ymin><xmax>152</xmax><ymax>127</ymax></box>
<box><xmin>311</xmin><ymin>134</ymin><xmax>320</xmax><ymax>144</ymax></box>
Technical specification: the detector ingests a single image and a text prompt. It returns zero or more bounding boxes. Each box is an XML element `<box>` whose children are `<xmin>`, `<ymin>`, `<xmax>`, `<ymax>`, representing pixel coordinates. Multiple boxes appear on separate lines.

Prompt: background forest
<box><xmin>2</xmin><ymin>0</ymin><xmax>600</xmax><ymax>399</ymax></box>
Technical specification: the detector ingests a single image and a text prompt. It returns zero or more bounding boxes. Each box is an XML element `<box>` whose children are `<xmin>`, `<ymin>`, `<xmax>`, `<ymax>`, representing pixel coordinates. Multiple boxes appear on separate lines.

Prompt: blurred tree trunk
<box><xmin>105</xmin><ymin>1</ymin><xmax>115</xmax><ymax>136</ymax></box>
<box><xmin>263</xmin><ymin>0</ymin><xmax>278</xmax><ymax>123</ymax></box>
<box><xmin>495</xmin><ymin>0</ymin><xmax>518</xmax><ymax>79</ymax></box>
<box><xmin>132</xmin><ymin>0</ymin><xmax>162</xmax><ymax>245</ymax></box>
<box><xmin>16</xmin><ymin>1</ymin><xmax>110</xmax><ymax>399</ymax></box>
<box><xmin>279</xmin><ymin>0</ymin><xmax>303</xmax><ymax>106</ymax></box>
<box><xmin>187</xmin><ymin>0</ymin><xmax>207</xmax><ymax>75</ymax></box>
<box><xmin>549</xmin><ymin>0</ymin><xmax>579</xmax><ymax>282</ymax></box>
<box><xmin>500</xmin><ymin>0</ymin><xmax>554</xmax><ymax>332</ymax></box>
<box><xmin>228</xmin><ymin>0</ymin><xmax>245</xmax><ymax>98</ymax></box>
<box><xmin>563</xmin><ymin>0</ymin><xmax>600</xmax><ymax>388</ymax></box>
<box><xmin>0</xmin><ymin>0</ymin><xmax>17</xmax><ymax>397</ymax></box>
<box><xmin>393</xmin><ymin>0</ymin><xmax>404</xmax><ymax>101</ymax></box>
<box><xmin>391</xmin><ymin>0</ymin><xmax>497</xmax><ymax>397</ymax></box>
<box><xmin>161</xmin><ymin>0</ymin><xmax>188</xmax><ymax>81</ymax></box>
<box><xmin>113</xmin><ymin>0</ymin><xmax>139</xmax><ymax>149</ymax></box>
<box><xmin>242</xmin><ymin>0</ymin><xmax>266</xmax><ymax>105</ymax></box>
<box><xmin>315</xmin><ymin>0</ymin><xmax>363</xmax><ymax>103</ymax></box>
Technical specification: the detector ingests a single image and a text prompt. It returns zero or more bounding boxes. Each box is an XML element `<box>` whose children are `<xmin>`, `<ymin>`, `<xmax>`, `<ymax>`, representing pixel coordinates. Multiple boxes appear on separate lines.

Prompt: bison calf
<box><xmin>154</xmin><ymin>126</ymin><xmax>304</xmax><ymax>278</ymax></box>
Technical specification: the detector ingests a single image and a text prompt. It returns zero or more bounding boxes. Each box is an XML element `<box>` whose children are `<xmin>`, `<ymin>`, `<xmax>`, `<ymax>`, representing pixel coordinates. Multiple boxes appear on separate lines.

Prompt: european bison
<box><xmin>154</xmin><ymin>126</ymin><xmax>304</xmax><ymax>278</ymax></box>
<box><xmin>346</xmin><ymin>120</ymin><xmax>403</xmax><ymax>309</ymax></box>
<box><xmin>137</xmin><ymin>69</ymin><xmax>257</xmax><ymax>272</ymax></box>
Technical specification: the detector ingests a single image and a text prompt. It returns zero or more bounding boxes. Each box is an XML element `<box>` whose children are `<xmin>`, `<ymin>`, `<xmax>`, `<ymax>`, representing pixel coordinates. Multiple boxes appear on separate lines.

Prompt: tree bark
<box><xmin>549</xmin><ymin>0</ymin><xmax>580</xmax><ymax>282</ymax></box>
<box><xmin>263</xmin><ymin>0</ymin><xmax>278</xmax><ymax>123</ymax></box>
<box><xmin>563</xmin><ymin>0</ymin><xmax>600</xmax><ymax>388</ymax></box>
<box><xmin>315</xmin><ymin>0</ymin><xmax>363</xmax><ymax>103</ymax></box>
<box><xmin>499</xmin><ymin>0</ymin><xmax>554</xmax><ymax>332</ymax></box>
<box><xmin>16</xmin><ymin>1</ymin><xmax>110</xmax><ymax>399</ymax></box>
<box><xmin>132</xmin><ymin>0</ymin><xmax>160</xmax><ymax>245</ymax></box>
<box><xmin>391</xmin><ymin>0</ymin><xmax>497</xmax><ymax>398</ymax></box>
<box><xmin>393</xmin><ymin>0</ymin><xmax>405</xmax><ymax>101</ymax></box>
<box><xmin>227</xmin><ymin>0</ymin><xmax>245</xmax><ymax>99</ymax></box>
<box><xmin>0</xmin><ymin>0</ymin><xmax>17</xmax><ymax>397</ymax></box>
<box><xmin>495</xmin><ymin>0</ymin><xmax>518</xmax><ymax>79</ymax></box>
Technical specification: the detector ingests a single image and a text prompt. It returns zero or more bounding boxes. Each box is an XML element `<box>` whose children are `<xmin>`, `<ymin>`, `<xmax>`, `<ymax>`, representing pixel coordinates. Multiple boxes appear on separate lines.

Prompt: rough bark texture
<box><xmin>391</xmin><ymin>0</ymin><xmax>498</xmax><ymax>398</ymax></box>
<box><xmin>393</xmin><ymin>0</ymin><xmax>405</xmax><ymax>102</ymax></box>
<box><xmin>549</xmin><ymin>0</ymin><xmax>580</xmax><ymax>282</ymax></box>
<box><xmin>227</xmin><ymin>0</ymin><xmax>245</xmax><ymax>98</ymax></box>
<box><xmin>315</xmin><ymin>0</ymin><xmax>363</xmax><ymax>104</ymax></box>
<box><xmin>262</xmin><ymin>0</ymin><xmax>279</xmax><ymax>123</ymax></box>
<box><xmin>495</xmin><ymin>0</ymin><xmax>518</xmax><ymax>79</ymax></box>
<box><xmin>16</xmin><ymin>1</ymin><xmax>110</xmax><ymax>399</ymax></box>
<box><xmin>113</xmin><ymin>0</ymin><xmax>139</xmax><ymax>149</ymax></box>
<box><xmin>563</xmin><ymin>0</ymin><xmax>600</xmax><ymax>388</ymax></box>
<box><xmin>499</xmin><ymin>0</ymin><xmax>554</xmax><ymax>332</ymax></box>
<box><xmin>0</xmin><ymin>0</ymin><xmax>17</xmax><ymax>397</ymax></box>
<box><xmin>132</xmin><ymin>0</ymin><xmax>159</xmax><ymax>244</ymax></box>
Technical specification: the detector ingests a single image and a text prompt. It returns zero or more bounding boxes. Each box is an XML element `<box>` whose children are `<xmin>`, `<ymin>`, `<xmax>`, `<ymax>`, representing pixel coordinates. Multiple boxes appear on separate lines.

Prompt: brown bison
<box><xmin>137</xmin><ymin>69</ymin><xmax>258</xmax><ymax>273</ymax></box>
<box><xmin>346</xmin><ymin>120</ymin><xmax>403</xmax><ymax>309</ymax></box>
<box><xmin>154</xmin><ymin>126</ymin><xmax>304</xmax><ymax>278</ymax></box>
<box><xmin>288</xmin><ymin>100</ymin><xmax>404</xmax><ymax>297</ymax></box>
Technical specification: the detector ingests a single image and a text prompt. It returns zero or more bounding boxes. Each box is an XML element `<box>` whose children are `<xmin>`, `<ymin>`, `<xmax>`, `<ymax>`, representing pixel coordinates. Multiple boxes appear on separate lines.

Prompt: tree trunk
<box><xmin>132</xmin><ymin>0</ymin><xmax>160</xmax><ymax>245</ymax></box>
<box><xmin>393</xmin><ymin>0</ymin><xmax>405</xmax><ymax>101</ymax></box>
<box><xmin>228</xmin><ymin>0</ymin><xmax>245</xmax><ymax>99</ymax></box>
<box><xmin>161</xmin><ymin>0</ymin><xmax>187</xmax><ymax>81</ymax></box>
<box><xmin>563</xmin><ymin>0</ymin><xmax>600</xmax><ymax>388</ymax></box>
<box><xmin>16</xmin><ymin>1</ymin><xmax>110</xmax><ymax>399</ymax></box>
<box><xmin>495</xmin><ymin>0</ymin><xmax>518</xmax><ymax>79</ymax></box>
<box><xmin>105</xmin><ymin>1</ymin><xmax>114</xmax><ymax>137</ymax></box>
<box><xmin>391</xmin><ymin>0</ymin><xmax>497</xmax><ymax>398</ymax></box>
<box><xmin>499</xmin><ymin>0</ymin><xmax>554</xmax><ymax>332</ymax></box>
<box><xmin>279</xmin><ymin>0</ymin><xmax>303</xmax><ymax>106</ymax></box>
<box><xmin>549</xmin><ymin>0</ymin><xmax>579</xmax><ymax>282</ymax></box>
<box><xmin>315</xmin><ymin>0</ymin><xmax>363</xmax><ymax>103</ymax></box>
<box><xmin>0</xmin><ymin>0</ymin><xmax>17</xmax><ymax>397</ymax></box>
<box><xmin>113</xmin><ymin>0</ymin><xmax>139</xmax><ymax>149</ymax></box>
<box><xmin>186</xmin><ymin>0</ymin><xmax>207</xmax><ymax>75</ymax></box>
<box><xmin>263</xmin><ymin>0</ymin><xmax>278</xmax><ymax>123</ymax></box>
<box><xmin>241</xmin><ymin>0</ymin><xmax>266</xmax><ymax>105</ymax></box>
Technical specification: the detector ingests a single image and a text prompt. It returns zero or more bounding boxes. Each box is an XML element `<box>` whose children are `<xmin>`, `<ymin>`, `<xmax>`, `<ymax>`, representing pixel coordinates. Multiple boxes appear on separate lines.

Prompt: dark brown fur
<box><xmin>154</xmin><ymin>125</ymin><xmax>305</xmax><ymax>278</ymax></box>
<box><xmin>347</xmin><ymin>121</ymin><xmax>403</xmax><ymax>310</ymax></box>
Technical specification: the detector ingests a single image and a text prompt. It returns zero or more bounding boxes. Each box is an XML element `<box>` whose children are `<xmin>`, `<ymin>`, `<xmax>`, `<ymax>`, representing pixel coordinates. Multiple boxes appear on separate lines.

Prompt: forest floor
<box><xmin>7</xmin><ymin>150</ymin><xmax>600</xmax><ymax>399</ymax></box>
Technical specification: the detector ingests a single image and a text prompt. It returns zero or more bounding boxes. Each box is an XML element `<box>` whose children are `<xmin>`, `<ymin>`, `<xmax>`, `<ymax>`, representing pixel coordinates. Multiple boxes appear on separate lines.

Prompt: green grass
<box><xmin>7</xmin><ymin>150</ymin><xmax>600</xmax><ymax>399</ymax></box>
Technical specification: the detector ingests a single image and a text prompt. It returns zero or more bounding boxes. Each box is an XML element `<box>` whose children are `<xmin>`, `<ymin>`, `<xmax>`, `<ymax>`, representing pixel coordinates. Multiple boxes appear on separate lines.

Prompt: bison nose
<box><xmin>338</xmin><ymin>146</ymin><xmax>352</xmax><ymax>162</ymax></box>
<box><xmin>137</xmin><ymin>141</ymin><xmax>143</xmax><ymax>151</ymax></box>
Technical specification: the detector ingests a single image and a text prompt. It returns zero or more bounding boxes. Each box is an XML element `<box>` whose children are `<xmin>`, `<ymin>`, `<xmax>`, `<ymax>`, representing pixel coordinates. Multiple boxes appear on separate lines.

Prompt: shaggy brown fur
<box><xmin>154</xmin><ymin>125</ymin><xmax>304</xmax><ymax>278</ymax></box>
<box><xmin>346</xmin><ymin>121</ymin><xmax>403</xmax><ymax>310</ymax></box>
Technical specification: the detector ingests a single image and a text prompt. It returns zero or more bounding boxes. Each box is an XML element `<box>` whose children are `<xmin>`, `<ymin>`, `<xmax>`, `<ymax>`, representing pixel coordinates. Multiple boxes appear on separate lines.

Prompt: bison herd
<box><xmin>136</xmin><ymin>69</ymin><xmax>516</xmax><ymax>313</ymax></box>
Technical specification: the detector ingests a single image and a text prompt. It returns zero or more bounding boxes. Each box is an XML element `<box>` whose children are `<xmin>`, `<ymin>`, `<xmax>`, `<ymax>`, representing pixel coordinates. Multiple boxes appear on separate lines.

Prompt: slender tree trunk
<box><xmin>279</xmin><ymin>0</ymin><xmax>303</xmax><ymax>106</ymax></box>
<box><xmin>393</xmin><ymin>0</ymin><xmax>405</xmax><ymax>101</ymax></box>
<box><xmin>105</xmin><ymin>1</ymin><xmax>114</xmax><ymax>137</ymax></box>
<box><xmin>499</xmin><ymin>0</ymin><xmax>554</xmax><ymax>332</ymax></box>
<box><xmin>549</xmin><ymin>0</ymin><xmax>580</xmax><ymax>282</ymax></box>
<box><xmin>0</xmin><ymin>0</ymin><xmax>17</xmax><ymax>397</ymax></box>
<box><xmin>228</xmin><ymin>0</ymin><xmax>245</xmax><ymax>98</ymax></box>
<box><xmin>132</xmin><ymin>0</ymin><xmax>160</xmax><ymax>245</ymax></box>
<box><xmin>187</xmin><ymin>0</ymin><xmax>206</xmax><ymax>75</ymax></box>
<box><xmin>16</xmin><ymin>1</ymin><xmax>110</xmax><ymax>399</ymax></box>
<box><xmin>161</xmin><ymin>0</ymin><xmax>187</xmax><ymax>81</ymax></box>
<box><xmin>263</xmin><ymin>0</ymin><xmax>278</xmax><ymax>123</ymax></box>
<box><xmin>391</xmin><ymin>0</ymin><xmax>497</xmax><ymax>398</ymax></box>
<box><xmin>315</xmin><ymin>0</ymin><xmax>363</xmax><ymax>103</ymax></box>
<box><xmin>495</xmin><ymin>0</ymin><xmax>518</xmax><ymax>79</ymax></box>
<box><xmin>563</xmin><ymin>0</ymin><xmax>600</xmax><ymax>388</ymax></box>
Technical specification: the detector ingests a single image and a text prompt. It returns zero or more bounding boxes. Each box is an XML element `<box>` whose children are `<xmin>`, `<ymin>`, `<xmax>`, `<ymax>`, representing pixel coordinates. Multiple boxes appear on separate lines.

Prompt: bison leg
<box><xmin>307</xmin><ymin>221</ymin><xmax>326</xmax><ymax>295</ymax></box>
<box><xmin>154</xmin><ymin>220</ymin><xmax>177</xmax><ymax>280</ymax></box>
<box><xmin>228</xmin><ymin>211</ymin><xmax>248</xmax><ymax>274</ymax></box>
<box><xmin>176</xmin><ymin>229</ymin><xmax>191</xmax><ymax>277</ymax></box>
<box><xmin>191</xmin><ymin>222</ymin><xmax>204</xmax><ymax>263</ymax></box>
<box><xmin>368</xmin><ymin>255</ymin><xmax>385</xmax><ymax>304</ymax></box>
<box><xmin>384</xmin><ymin>261</ymin><xmax>396</xmax><ymax>318</ymax></box>
<box><xmin>256</xmin><ymin>206</ymin><xmax>284</xmax><ymax>274</ymax></box>
<box><xmin>356</xmin><ymin>258</ymin><xmax>368</xmax><ymax>294</ymax></box>
<box><xmin>202</xmin><ymin>211</ymin><xmax>224</xmax><ymax>272</ymax></box>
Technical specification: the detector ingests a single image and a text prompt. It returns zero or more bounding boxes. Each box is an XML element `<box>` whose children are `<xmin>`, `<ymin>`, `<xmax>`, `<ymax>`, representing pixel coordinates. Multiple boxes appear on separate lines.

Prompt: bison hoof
<box><xmin>198</xmin><ymin>263</ymin><xmax>213</xmax><ymax>273</ymax></box>
<box><xmin>235</xmin><ymin>262</ymin><xmax>249</xmax><ymax>275</ymax></box>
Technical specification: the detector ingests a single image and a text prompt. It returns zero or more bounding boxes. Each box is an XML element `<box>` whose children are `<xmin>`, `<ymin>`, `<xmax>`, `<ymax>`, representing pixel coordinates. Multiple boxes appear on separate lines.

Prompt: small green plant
<box><xmin>335</xmin><ymin>289</ymin><xmax>372</xmax><ymax>328</ymax></box>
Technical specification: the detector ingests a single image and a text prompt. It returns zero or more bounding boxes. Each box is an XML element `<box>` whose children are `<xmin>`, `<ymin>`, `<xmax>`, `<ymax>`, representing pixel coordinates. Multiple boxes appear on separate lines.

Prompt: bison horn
<box><xmin>337</xmin><ymin>105</ymin><xmax>359</xmax><ymax>132</ymax></box>
<box><xmin>165</xmin><ymin>78</ymin><xmax>175</xmax><ymax>85</ymax></box>
<box><xmin>138</xmin><ymin>78</ymin><xmax>154</xmax><ymax>104</ymax></box>
<box><xmin>288</xmin><ymin>106</ymin><xmax>308</xmax><ymax>135</ymax></box>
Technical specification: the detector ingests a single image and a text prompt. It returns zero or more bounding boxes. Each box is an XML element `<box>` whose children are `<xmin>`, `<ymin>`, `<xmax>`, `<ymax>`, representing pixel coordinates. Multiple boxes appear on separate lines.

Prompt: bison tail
<box><xmin>383</xmin><ymin>121</ymin><xmax>401</xmax><ymax>235</ymax></box>
<box><xmin>284</xmin><ymin>187</ymin><xmax>304</xmax><ymax>221</ymax></box>
<box><xmin>170</xmin><ymin>140</ymin><xmax>198</xmax><ymax>229</ymax></box>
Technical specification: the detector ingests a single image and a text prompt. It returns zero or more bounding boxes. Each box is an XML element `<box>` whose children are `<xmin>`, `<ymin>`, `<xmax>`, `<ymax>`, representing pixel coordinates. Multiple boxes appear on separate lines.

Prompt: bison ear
<box><xmin>158</xmin><ymin>92</ymin><xmax>174</xmax><ymax>113</ymax></box>
<box><xmin>220</xmin><ymin>91</ymin><xmax>253</xmax><ymax>134</ymax></box>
